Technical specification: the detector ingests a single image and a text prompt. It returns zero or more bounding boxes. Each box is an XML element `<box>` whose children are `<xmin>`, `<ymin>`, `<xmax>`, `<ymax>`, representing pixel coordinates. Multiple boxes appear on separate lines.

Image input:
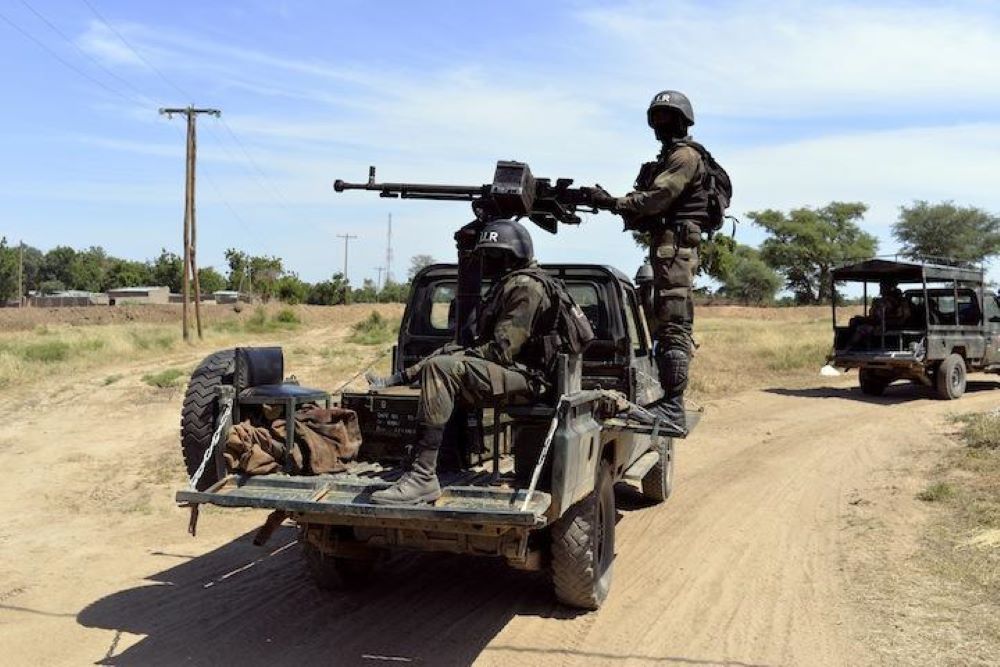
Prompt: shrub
<box><xmin>142</xmin><ymin>368</ymin><xmax>186</xmax><ymax>388</ymax></box>
<box><xmin>348</xmin><ymin>311</ymin><xmax>397</xmax><ymax>345</ymax></box>
<box><xmin>22</xmin><ymin>341</ymin><xmax>71</xmax><ymax>363</ymax></box>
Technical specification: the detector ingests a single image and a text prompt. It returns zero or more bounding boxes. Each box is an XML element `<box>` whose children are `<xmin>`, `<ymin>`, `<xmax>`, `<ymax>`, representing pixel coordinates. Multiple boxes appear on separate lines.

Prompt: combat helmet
<box><xmin>647</xmin><ymin>90</ymin><xmax>695</xmax><ymax>127</ymax></box>
<box><xmin>474</xmin><ymin>218</ymin><xmax>534</xmax><ymax>264</ymax></box>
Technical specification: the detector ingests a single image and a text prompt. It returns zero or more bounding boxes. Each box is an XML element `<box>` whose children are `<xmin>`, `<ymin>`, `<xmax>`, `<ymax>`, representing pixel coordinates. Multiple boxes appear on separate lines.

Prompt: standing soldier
<box><xmin>591</xmin><ymin>90</ymin><xmax>721</xmax><ymax>434</ymax></box>
<box><xmin>365</xmin><ymin>219</ymin><xmax>554</xmax><ymax>505</ymax></box>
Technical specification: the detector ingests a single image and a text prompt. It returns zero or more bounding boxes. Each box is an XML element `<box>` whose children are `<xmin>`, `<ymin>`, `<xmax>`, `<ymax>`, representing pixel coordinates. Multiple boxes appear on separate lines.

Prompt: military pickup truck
<box><xmin>829</xmin><ymin>258</ymin><xmax>1000</xmax><ymax>399</ymax></box>
<box><xmin>175</xmin><ymin>263</ymin><xmax>696</xmax><ymax>610</ymax></box>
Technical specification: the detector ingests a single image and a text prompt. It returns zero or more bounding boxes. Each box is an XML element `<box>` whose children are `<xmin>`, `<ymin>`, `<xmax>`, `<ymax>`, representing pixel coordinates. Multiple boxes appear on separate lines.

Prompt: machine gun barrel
<box><xmin>333</xmin><ymin>166</ymin><xmax>489</xmax><ymax>201</ymax></box>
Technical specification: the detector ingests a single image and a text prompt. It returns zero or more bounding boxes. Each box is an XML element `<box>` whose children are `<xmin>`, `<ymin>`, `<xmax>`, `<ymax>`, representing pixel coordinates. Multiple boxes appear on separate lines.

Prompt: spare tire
<box><xmin>181</xmin><ymin>349</ymin><xmax>235</xmax><ymax>490</ymax></box>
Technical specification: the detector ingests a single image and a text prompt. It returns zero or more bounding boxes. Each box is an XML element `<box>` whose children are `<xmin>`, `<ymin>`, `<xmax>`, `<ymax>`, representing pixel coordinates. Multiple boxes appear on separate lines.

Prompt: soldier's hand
<box><xmin>589</xmin><ymin>184</ymin><xmax>617</xmax><ymax>211</ymax></box>
<box><xmin>365</xmin><ymin>370</ymin><xmax>408</xmax><ymax>389</ymax></box>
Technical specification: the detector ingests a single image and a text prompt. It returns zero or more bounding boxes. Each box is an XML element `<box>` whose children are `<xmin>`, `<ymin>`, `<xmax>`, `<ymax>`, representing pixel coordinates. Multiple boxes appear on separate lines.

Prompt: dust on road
<box><xmin>0</xmin><ymin>344</ymin><xmax>996</xmax><ymax>665</ymax></box>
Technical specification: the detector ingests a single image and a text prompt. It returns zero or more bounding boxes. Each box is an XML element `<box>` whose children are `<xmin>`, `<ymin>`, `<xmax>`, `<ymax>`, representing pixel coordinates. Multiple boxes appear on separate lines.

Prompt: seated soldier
<box><xmin>849</xmin><ymin>280</ymin><xmax>911</xmax><ymax>347</ymax></box>
<box><xmin>365</xmin><ymin>219</ymin><xmax>554</xmax><ymax>505</ymax></box>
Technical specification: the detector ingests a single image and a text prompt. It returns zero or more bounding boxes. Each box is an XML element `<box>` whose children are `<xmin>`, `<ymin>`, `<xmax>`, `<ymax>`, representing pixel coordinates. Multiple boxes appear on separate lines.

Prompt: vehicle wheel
<box><xmin>550</xmin><ymin>460</ymin><xmax>615</xmax><ymax>609</ymax></box>
<box><xmin>935</xmin><ymin>353</ymin><xmax>967</xmax><ymax>400</ymax></box>
<box><xmin>301</xmin><ymin>541</ymin><xmax>376</xmax><ymax>591</ymax></box>
<box><xmin>641</xmin><ymin>436</ymin><xmax>674</xmax><ymax>503</ymax></box>
<box><xmin>859</xmin><ymin>368</ymin><xmax>889</xmax><ymax>397</ymax></box>
<box><xmin>180</xmin><ymin>349</ymin><xmax>235</xmax><ymax>490</ymax></box>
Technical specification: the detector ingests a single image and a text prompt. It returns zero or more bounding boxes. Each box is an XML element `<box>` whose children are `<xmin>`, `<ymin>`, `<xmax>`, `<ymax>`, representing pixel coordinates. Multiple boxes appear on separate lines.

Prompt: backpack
<box><xmin>504</xmin><ymin>268</ymin><xmax>596</xmax><ymax>365</ymax></box>
<box><xmin>675</xmin><ymin>139</ymin><xmax>733</xmax><ymax>235</ymax></box>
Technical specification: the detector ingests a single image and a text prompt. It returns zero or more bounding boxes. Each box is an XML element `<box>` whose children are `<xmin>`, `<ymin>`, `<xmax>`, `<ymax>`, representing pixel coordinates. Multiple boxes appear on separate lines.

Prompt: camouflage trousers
<box><xmin>650</xmin><ymin>225</ymin><xmax>699</xmax><ymax>353</ymax></box>
<box><xmin>416</xmin><ymin>353</ymin><xmax>535</xmax><ymax>428</ymax></box>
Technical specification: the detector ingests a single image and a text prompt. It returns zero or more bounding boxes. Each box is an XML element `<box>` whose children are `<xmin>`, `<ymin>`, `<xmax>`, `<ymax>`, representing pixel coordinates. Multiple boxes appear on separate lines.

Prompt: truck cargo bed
<box><xmin>176</xmin><ymin>462</ymin><xmax>551</xmax><ymax>528</ymax></box>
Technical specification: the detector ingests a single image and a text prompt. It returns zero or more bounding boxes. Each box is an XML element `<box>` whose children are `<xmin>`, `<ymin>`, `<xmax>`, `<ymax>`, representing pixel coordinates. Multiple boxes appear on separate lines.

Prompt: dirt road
<box><xmin>0</xmin><ymin>354</ymin><xmax>994</xmax><ymax>665</ymax></box>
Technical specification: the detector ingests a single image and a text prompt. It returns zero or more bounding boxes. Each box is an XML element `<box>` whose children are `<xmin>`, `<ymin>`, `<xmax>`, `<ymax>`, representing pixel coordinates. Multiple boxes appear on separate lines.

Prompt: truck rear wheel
<box><xmin>301</xmin><ymin>541</ymin><xmax>376</xmax><ymax>591</ymax></box>
<box><xmin>935</xmin><ymin>354</ymin><xmax>967</xmax><ymax>400</ymax></box>
<box><xmin>641</xmin><ymin>436</ymin><xmax>674</xmax><ymax>503</ymax></box>
<box><xmin>859</xmin><ymin>368</ymin><xmax>889</xmax><ymax>397</ymax></box>
<box><xmin>550</xmin><ymin>460</ymin><xmax>615</xmax><ymax>609</ymax></box>
<box><xmin>180</xmin><ymin>349</ymin><xmax>235</xmax><ymax>490</ymax></box>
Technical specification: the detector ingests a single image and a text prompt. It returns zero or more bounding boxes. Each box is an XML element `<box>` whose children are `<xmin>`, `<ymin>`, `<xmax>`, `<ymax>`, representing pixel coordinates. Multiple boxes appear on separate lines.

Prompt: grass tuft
<box><xmin>22</xmin><ymin>341</ymin><xmax>71</xmax><ymax>363</ymax></box>
<box><xmin>951</xmin><ymin>412</ymin><xmax>1000</xmax><ymax>449</ymax></box>
<box><xmin>917</xmin><ymin>482</ymin><xmax>955</xmax><ymax>502</ymax></box>
<box><xmin>348</xmin><ymin>311</ymin><xmax>398</xmax><ymax>346</ymax></box>
<box><xmin>141</xmin><ymin>368</ymin><xmax>186</xmax><ymax>388</ymax></box>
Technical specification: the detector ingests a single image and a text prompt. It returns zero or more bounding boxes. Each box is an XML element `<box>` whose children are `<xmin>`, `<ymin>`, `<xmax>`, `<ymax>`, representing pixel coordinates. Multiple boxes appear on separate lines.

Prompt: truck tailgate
<box><xmin>176</xmin><ymin>472</ymin><xmax>551</xmax><ymax>528</ymax></box>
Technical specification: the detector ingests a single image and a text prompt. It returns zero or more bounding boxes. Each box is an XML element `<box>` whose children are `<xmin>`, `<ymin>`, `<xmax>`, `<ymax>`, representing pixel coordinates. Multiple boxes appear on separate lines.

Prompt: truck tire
<box><xmin>550</xmin><ymin>460</ymin><xmax>615</xmax><ymax>610</ymax></box>
<box><xmin>935</xmin><ymin>353</ymin><xmax>967</xmax><ymax>400</ymax></box>
<box><xmin>301</xmin><ymin>541</ymin><xmax>375</xmax><ymax>591</ymax></box>
<box><xmin>641</xmin><ymin>436</ymin><xmax>674</xmax><ymax>503</ymax></box>
<box><xmin>859</xmin><ymin>368</ymin><xmax>889</xmax><ymax>397</ymax></box>
<box><xmin>180</xmin><ymin>349</ymin><xmax>235</xmax><ymax>490</ymax></box>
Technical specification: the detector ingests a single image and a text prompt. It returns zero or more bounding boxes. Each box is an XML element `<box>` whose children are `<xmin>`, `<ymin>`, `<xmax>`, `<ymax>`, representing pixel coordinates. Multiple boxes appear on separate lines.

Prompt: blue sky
<box><xmin>2</xmin><ymin>0</ymin><xmax>1000</xmax><ymax>288</ymax></box>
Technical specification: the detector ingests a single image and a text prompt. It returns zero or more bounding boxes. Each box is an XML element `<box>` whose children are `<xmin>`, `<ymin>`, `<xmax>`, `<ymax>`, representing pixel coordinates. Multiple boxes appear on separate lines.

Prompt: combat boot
<box><xmin>370</xmin><ymin>427</ymin><xmax>443</xmax><ymax>505</ymax></box>
<box><xmin>649</xmin><ymin>348</ymin><xmax>689</xmax><ymax>436</ymax></box>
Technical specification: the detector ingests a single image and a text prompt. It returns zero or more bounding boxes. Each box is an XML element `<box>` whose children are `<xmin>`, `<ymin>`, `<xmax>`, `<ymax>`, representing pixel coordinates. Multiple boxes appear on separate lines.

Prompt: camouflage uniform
<box><xmin>405</xmin><ymin>261</ymin><xmax>553</xmax><ymax>427</ymax></box>
<box><xmin>615</xmin><ymin>139</ymin><xmax>705</xmax><ymax>353</ymax></box>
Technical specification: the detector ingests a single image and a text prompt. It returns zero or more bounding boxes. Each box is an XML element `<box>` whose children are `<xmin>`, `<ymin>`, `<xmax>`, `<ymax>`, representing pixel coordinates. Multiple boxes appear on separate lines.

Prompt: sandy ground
<box><xmin>0</xmin><ymin>339</ymin><xmax>996</xmax><ymax>665</ymax></box>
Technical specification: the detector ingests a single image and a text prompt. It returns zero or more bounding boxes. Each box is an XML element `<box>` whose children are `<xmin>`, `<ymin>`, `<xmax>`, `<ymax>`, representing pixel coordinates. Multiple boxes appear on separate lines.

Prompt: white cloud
<box><xmin>76</xmin><ymin>21</ymin><xmax>144</xmax><ymax>67</ymax></box>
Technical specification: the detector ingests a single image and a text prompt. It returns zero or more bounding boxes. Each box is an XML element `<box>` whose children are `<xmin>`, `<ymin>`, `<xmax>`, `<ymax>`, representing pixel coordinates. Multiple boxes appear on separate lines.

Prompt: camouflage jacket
<box><xmin>405</xmin><ymin>262</ymin><xmax>553</xmax><ymax>376</ymax></box>
<box><xmin>615</xmin><ymin>137</ymin><xmax>707</xmax><ymax>224</ymax></box>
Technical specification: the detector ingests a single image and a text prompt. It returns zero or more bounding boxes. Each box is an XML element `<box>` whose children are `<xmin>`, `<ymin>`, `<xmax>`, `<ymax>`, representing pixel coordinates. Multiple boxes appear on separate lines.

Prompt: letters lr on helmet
<box><xmin>473</xmin><ymin>218</ymin><xmax>534</xmax><ymax>263</ymax></box>
<box><xmin>647</xmin><ymin>89</ymin><xmax>695</xmax><ymax>127</ymax></box>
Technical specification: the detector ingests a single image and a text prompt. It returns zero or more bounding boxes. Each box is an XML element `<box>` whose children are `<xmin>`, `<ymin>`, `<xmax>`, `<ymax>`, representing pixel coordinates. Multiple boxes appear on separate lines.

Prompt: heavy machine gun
<box><xmin>334</xmin><ymin>160</ymin><xmax>598</xmax><ymax>233</ymax></box>
<box><xmin>334</xmin><ymin>160</ymin><xmax>601</xmax><ymax>346</ymax></box>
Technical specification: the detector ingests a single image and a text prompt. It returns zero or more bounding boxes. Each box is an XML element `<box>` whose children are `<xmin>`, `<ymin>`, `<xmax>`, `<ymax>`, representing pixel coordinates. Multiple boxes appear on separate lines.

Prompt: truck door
<box><xmin>983</xmin><ymin>293</ymin><xmax>1000</xmax><ymax>365</ymax></box>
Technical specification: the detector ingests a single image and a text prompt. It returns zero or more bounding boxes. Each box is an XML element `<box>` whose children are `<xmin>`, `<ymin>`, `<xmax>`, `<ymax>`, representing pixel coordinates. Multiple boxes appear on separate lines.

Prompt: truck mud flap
<box><xmin>176</xmin><ymin>474</ymin><xmax>551</xmax><ymax>528</ymax></box>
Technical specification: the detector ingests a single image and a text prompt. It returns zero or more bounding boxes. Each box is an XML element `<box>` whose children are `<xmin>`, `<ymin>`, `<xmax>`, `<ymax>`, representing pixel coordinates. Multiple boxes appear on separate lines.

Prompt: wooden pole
<box><xmin>160</xmin><ymin>106</ymin><xmax>221</xmax><ymax>342</ymax></box>
<box><xmin>189</xmin><ymin>111</ymin><xmax>203</xmax><ymax>339</ymax></box>
<box><xmin>17</xmin><ymin>241</ymin><xmax>24</xmax><ymax>307</ymax></box>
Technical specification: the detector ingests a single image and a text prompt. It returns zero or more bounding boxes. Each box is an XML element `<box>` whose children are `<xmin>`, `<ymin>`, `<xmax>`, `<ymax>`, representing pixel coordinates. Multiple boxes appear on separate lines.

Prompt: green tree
<box><xmin>150</xmin><ymin>249</ymin><xmax>184</xmax><ymax>293</ymax></box>
<box><xmin>353</xmin><ymin>278</ymin><xmax>379</xmax><ymax>303</ymax></box>
<box><xmin>197</xmin><ymin>267</ymin><xmax>227</xmax><ymax>295</ymax></box>
<box><xmin>0</xmin><ymin>238</ymin><xmax>18</xmax><ymax>303</ymax></box>
<box><xmin>307</xmin><ymin>273</ymin><xmax>349</xmax><ymax>305</ymax></box>
<box><xmin>276</xmin><ymin>273</ymin><xmax>309</xmax><ymax>304</ymax></box>
<box><xmin>379</xmin><ymin>280</ymin><xmax>411</xmax><ymax>303</ymax></box>
<box><xmin>750</xmin><ymin>202</ymin><xmax>877</xmax><ymax>304</ymax></box>
<box><xmin>721</xmin><ymin>246</ymin><xmax>782</xmax><ymax>305</ymax></box>
<box><xmin>249</xmin><ymin>255</ymin><xmax>283</xmax><ymax>302</ymax></box>
<box><xmin>68</xmin><ymin>246</ymin><xmax>109</xmax><ymax>292</ymax></box>
<box><xmin>42</xmin><ymin>246</ymin><xmax>77</xmax><ymax>287</ymax></box>
<box><xmin>224</xmin><ymin>248</ymin><xmax>250</xmax><ymax>290</ymax></box>
<box><xmin>408</xmin><ymin>254</ymin><xmax>436</xmax><ymax>280</ymax></box>
<box><xmin>103</xmin><ymin>259</ymin><xmax>152</xmax><ymax>290</ymax></box>
<box><xmin>892</xmin><ymin>200</ymin><xmax>1000</xmax><ymax>264</ymax></box>
<box><xmin>20</xmin><ymin>245</ymin><xmax>43</xmax><ymax>293</ymax></box>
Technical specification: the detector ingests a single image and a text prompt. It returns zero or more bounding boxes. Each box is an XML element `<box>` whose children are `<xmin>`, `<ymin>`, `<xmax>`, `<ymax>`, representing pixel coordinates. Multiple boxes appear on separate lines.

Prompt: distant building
<box><xmin>29</xmin><ymin>291</ymin><xmax>109</xmax><ymax>307</ymax></box>
<box><xmin>106</xmin><ymin>286</ymin><xmax>170</xmax><ymax>305</ymax></box>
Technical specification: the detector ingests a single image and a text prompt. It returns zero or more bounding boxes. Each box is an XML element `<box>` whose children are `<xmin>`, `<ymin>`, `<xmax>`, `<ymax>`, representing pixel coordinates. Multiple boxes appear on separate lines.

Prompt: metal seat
<box><xmin>233</xmin><ymin>347</ymin><xmax>330</xmax><ymax>472</ymax></box>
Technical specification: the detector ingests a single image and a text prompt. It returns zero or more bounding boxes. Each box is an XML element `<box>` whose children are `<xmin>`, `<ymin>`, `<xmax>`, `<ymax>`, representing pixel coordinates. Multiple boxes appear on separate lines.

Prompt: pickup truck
<box><xmin>176</xmin><ymin>263</ymin><xmax>696</xmax><ymax>609</ymax></box>
<box><xmin>829</xmin><ymin>258</ymin><xmax>1000</xmax><ymax>399</ymax></box>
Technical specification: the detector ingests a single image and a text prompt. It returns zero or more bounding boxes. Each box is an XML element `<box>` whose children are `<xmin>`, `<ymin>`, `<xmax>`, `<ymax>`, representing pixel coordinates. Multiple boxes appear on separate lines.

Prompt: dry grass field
<box><xmin>0</xmin><ymin>301</ymin><xmax>996</xmax><ymax>666</ymax></box>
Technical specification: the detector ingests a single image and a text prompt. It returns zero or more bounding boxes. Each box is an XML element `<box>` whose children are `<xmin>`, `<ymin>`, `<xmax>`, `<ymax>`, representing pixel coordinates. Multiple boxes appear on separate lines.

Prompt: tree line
<box><xmin>0</xmin><ymin>243</ymin><xmax>439</xmax><ymax>305</ymax></box>
<box><xmin>687</xmin><ymin>199</ymin><xmax>1000</xmax><ymax>305</ymax></box>
<box><xmin>3</xmin><ymin>200</ymin><xmax>997</xmax><ymax>307</ymax></box>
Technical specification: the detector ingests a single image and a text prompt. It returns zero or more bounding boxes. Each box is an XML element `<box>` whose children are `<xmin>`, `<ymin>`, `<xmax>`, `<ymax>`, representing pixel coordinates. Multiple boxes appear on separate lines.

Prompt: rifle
<box><xmin>334</xmin><ymin>160</ymin><xmax>598</xmax><ymax>233</ymax></box>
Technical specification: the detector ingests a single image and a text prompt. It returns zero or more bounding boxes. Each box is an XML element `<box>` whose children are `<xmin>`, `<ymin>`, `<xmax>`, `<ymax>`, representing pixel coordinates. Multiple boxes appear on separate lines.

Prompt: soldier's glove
<box><xmin>366</xmin><ymin>370</ymin><xmax>409</xmax><ymax>389</ymax></box>
<box><xmin>589</xmin><ymin>184</ymin><xmax>617</xmax><ymax>211</ymax></box>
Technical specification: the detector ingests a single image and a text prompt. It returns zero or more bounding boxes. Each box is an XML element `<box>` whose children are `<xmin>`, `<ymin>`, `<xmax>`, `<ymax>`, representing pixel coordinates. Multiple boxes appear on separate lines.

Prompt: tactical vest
<box><xmin>633</xmin><ymin>140</ymin><xmax>710</xmax><ymax>227</ymax></box>
<box><xmin>477</xmin><ymin>267</ymin><xmax>595</xmax><ymax>375</ymax></box>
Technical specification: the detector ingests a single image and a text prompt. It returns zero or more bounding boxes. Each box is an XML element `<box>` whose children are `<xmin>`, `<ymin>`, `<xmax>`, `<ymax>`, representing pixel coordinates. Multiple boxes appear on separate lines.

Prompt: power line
<box><xmin>20</xmin><ymin>0</ymin><xmax>152</xmax><ymax>105</ymax></box>
<box><xmin>79</xmin><ymin>0</ymin><xmax>190</xmax><ymax>100</ymax></box>
<box><xmin>216</xmin><ymin>116</ymin><xmax>294</xmax><ymax>210</ymax></box>
<box><xmin>0</xmin><ymin>8</ymin><xmax>140</xmax><ymax>106</ymax></box>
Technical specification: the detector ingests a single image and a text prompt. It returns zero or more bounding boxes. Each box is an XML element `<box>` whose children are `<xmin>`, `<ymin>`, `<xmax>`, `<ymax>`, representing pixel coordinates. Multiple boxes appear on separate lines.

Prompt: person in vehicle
<box><xmin>365</xmin><ymin>219</ymin><xmax>553</xmax><ymax>505</ymax></box>
<box><xmin>849</xmin><ymin>280</ymin><xmax>911</xmax><ymax>346</ymax></box>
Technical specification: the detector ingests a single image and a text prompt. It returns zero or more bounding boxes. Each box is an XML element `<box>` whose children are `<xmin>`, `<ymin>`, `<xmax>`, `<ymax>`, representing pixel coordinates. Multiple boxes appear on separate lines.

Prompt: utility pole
<box><xmin>160</xmin><ymin>105</ymin><xmax>221</xmax><ymax>340</ymax></box>
<box><xmin>385</xmin><ymin>213</ymin><xmax>393</xmax><ymax>285</ymax></box>
<box><xmin>337</xmin><ymin>233</ymin><xmax>358</xmax><ymax>304</ymax></box>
